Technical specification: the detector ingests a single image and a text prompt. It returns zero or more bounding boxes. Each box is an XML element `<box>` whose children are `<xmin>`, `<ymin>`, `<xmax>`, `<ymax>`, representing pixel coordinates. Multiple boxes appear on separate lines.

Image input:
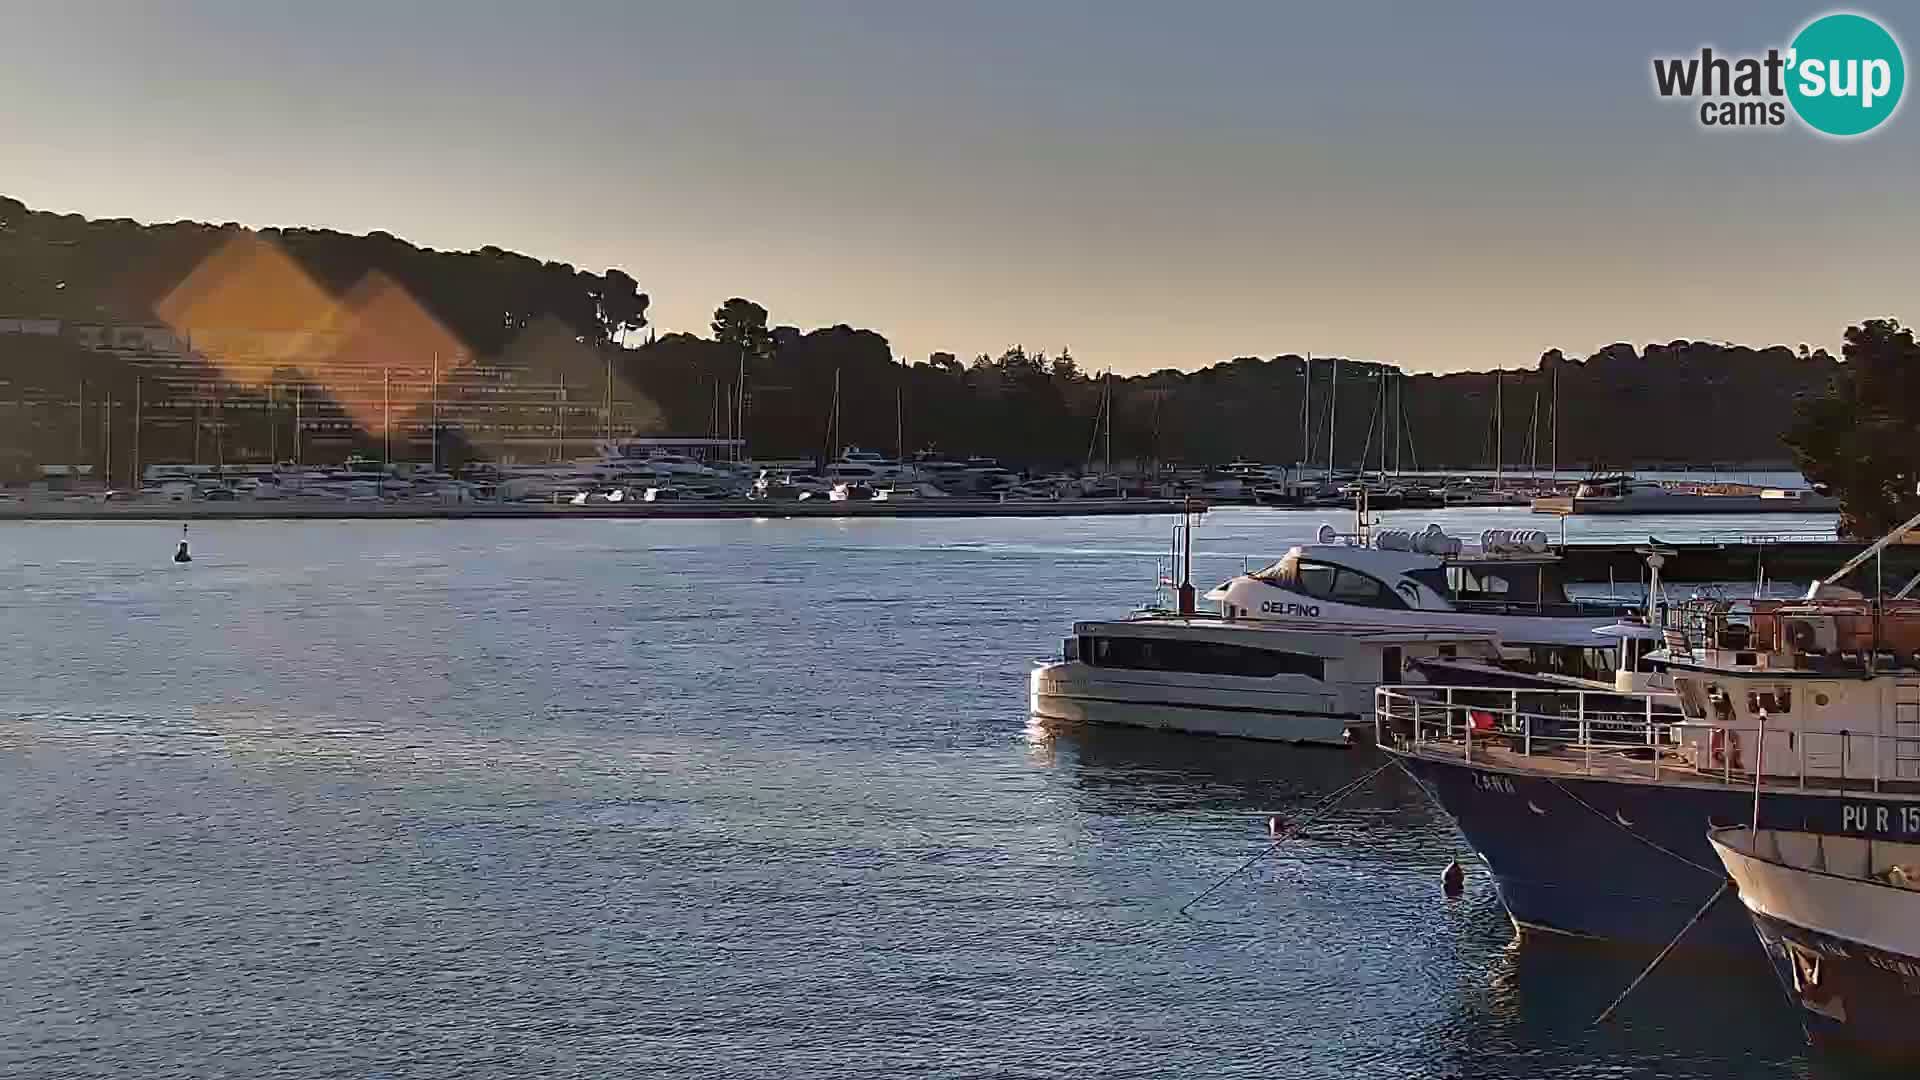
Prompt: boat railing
<box><xmin>1376</xmin><ymin>683</ymin><xmax>1920</xmax><ymax>793</ymax></box>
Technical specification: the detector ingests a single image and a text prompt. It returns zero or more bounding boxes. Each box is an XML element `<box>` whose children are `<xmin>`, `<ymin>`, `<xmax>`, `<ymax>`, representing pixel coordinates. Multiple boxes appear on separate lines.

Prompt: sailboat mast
<box><xmin>824</xmin><ymin>368</ymin><xmax>840</xmax><ymax>467</ymax></box>
<box><xmin>1301</xmin><ymin>354</ymin><xmax>1313</xmax><ymax>472</ymax></box>
<box><xmin>735</xmin><ymin>346</ymin><xmax>747</xmax><ymax>463</ymax></box>
<box><xmin>1326</xmin><ymin>356</ymin><xmax>1339</xmax><ymax>476</ymax></box>
<box><xmin>1103</xmin><ymin>369</ymin><xmax>1112</xmax><ymax>476</ymax></box>
<box><xmin>1529</xmin><ymin>391</ymin><xmax>1540</xmax><ymax>483</ymax></box>
<box><xmin>1392</xmin><ymin>371</ymin><xmax>1402</xmax><ymax>478</ymax></box>
<box><xmin>1550</xmin><ymin>364</ymin><xmax>1559</xmax><ymax>482</ymax></box>
<box><xmin>1493</xmin><ymin>370</ymin><xmax>1503</xmax><ymax>490</ymax></box>
<box><xmin>1376</xmin><ymin>370</ymin><xmax>1387</xmax><ymax>483</ymax></box>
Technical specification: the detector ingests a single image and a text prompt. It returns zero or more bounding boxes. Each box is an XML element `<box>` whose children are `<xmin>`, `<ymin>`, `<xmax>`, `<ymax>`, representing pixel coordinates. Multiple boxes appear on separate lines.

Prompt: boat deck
<box><xmin>1396</xmin><ymin>729</ymin><xmax>1920</xmax><ymax>795</ymax></box>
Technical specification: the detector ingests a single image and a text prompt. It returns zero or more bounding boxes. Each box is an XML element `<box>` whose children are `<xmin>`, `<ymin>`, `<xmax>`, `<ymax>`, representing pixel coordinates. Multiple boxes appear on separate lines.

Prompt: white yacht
<box><xmin>872</xmin><ymin>482</ymin><xmax>945</xmax><ymax>501</ymax></box>
<box><xmin>1206</xmin><ymin>523</ymin><xmax>1638</xmax><ymax>681</ymax></box>
<box><xmin>1032</xmin><ymin>509</ymin><xmax>1498</xmax><ymax>744</ymax></box>
<box><xmin>1032</xmin><ymin>615</ymin><xmax>1496</xmax><ymax>744</ymax></box>
<box><xmin>823</xmin><ymin>447</ymin><xmax>907</xmax><ymax>485</ymax></box>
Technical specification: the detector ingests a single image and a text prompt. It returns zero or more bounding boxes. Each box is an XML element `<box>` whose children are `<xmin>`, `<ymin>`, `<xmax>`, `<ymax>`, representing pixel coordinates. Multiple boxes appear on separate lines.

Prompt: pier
<box><xmin>1553</xmin><ymin>537</ymin><xmax>1907</xmax><ymax>586</ymax></box>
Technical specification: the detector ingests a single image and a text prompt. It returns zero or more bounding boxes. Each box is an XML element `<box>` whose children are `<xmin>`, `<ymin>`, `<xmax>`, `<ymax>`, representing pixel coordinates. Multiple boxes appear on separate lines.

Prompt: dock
<box><xmin>1554</xmin><ymin>538</ymin><xmax>1909</xmax><ymax>586</ymax></box>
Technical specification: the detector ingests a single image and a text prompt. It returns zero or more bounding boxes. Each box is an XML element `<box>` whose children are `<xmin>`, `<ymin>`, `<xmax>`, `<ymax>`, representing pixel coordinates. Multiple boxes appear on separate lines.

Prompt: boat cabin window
<box><xmin>1674</xmin><ymin>677</ymin><xmax>1709</xmax><ymax>719</ymax></box>
<box><xmin>1747</xmin><ymin>687</ymin><xmax>1791</xmax><ymax>715</ymax></box>
<box><xmin>1704</xmin><ymin>682</ymin><xmax>1736</xmax><ymax>724</ymax></box>
<box><xmin>1254</xmin><ymin>556</ymin><xmax>1405</xmax><ymax>610</ymax></box>
<box><xmin>1446</xmin><ymin>563</ymin><xmax>1572</xmax><ymax>607</ymax></box>
<box><xmin>1296</xmin><ymin>562</ymin><xmax>1337</xmax><ymax>599</ymax></box>
<box><xmin>1083</xmin><ymin>635</ymin><xmax>1325</xmax><ymax>679</ymax></box>
<box><xmin>1525</xmin><ymin>646</ymin><xmax>1612</xmax><ymax>681</ymax></box>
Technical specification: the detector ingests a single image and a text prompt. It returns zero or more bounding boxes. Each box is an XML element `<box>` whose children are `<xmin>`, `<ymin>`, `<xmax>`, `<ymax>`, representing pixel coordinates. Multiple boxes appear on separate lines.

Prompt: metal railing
<box><xmin>1375</xmin><ymin>683</ymin><xmax>1920</xmax><ymax>793</ymax></box>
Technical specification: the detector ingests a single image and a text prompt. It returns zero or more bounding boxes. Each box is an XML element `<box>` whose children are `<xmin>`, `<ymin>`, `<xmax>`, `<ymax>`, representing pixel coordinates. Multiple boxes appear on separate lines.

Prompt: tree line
<box><xmin>0</xmin><ymin>195</ymin><xmax>1864</xmax><ymax>483</ymax></box>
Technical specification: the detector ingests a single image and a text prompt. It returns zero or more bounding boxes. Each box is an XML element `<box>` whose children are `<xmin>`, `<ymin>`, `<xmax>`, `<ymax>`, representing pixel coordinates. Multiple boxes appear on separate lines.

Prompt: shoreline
<box><xmin>0</xmin><ymin>496</ymin><xmax>1204</xmax><ymax>522</ymax></box>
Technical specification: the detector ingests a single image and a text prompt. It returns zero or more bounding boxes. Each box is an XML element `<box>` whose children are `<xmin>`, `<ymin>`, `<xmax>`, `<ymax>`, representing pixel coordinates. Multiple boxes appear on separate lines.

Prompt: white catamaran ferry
<box><xmin>1032</xmin><ymin>616</ymin><xmax>1496</xmax><ymax>744</ymax></box>
<box><xmin>1207</xmin><ymin>523</ymin><xmax>1641</xmax><ymax>683</ymax></box>
<box><xmin>1031</xmin><ymin>507</ymin><xmax>1499</xmax><ymax>744</ymax></box>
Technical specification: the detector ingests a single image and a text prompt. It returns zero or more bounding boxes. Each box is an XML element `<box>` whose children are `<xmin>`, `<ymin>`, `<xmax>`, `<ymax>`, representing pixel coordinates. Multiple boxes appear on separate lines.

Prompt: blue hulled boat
<box><xmin>1379</xmin><ymin>514</ymin><xmax>1920</xmax><ymax>952</ymax></box>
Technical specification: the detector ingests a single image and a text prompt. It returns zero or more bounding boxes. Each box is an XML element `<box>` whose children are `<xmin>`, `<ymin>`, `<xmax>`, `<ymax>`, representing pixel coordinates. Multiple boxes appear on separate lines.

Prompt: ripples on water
<box><xmin>0</xmin><ymin>510</ymin><xmax>1867</xmax><ymax>1078</ymax></box>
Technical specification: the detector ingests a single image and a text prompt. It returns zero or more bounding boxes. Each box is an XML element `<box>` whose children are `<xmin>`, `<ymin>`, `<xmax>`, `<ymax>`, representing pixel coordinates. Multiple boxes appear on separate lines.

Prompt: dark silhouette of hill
<box><xmin>0</xmin><ymin>195</ymin><xmax>1845</xmax><ymax>473</ymax></box>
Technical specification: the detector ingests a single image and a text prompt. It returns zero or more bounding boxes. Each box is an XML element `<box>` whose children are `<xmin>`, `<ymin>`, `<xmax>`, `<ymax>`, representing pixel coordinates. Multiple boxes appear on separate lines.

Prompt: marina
<box><xmin>6</xmin><ymin>4</ymin><xmax>1910</xmax><ymax>1074</ymax></box>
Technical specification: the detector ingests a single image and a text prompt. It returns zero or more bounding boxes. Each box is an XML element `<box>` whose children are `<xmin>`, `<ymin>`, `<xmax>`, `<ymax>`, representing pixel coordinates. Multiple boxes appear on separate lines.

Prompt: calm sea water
<box><xmin>0</xmin><ymin>508</ymin><xmax>1868</xmax><ymax>1079</ymax></box>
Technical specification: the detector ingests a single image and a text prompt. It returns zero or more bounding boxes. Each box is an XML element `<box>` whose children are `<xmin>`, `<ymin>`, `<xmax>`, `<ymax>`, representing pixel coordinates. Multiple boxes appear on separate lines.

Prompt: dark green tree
<box><xmin>1786</xmin><ymin>319</ymin><xmax>1920</xmax><ymax>537</ymax></box>
<box><xmin>711</xmin><ymin>298</ymin><xmax>774</xmax><ymax>361</ymax></box>
<box><xmin>597</xmin><ymin>268</ymin><xmax>650</xmax><ymax>346</ymax></box>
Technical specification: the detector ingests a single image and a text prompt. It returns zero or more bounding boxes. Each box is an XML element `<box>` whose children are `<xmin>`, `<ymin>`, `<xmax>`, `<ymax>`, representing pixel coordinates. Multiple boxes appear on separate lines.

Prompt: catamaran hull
<box><xmin>1394</xmin><ymin>749</ymin><xmax>1920</xmax><ymax>951</ymax></box>
<box><xmin>1030</xmin><ymin>664</ymin><xmax>1351</xmax><ymax>745</ymax></box>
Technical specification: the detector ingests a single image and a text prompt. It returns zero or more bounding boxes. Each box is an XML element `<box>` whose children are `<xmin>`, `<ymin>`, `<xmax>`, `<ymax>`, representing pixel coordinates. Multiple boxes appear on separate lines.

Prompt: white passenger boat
<box><xmin>1032</xmin><ymin>615</ymin><xmax>1496</xmax><ymax>744</ymax></box>
<box><xmin>1206</xmin><ymin>522</ymin><xmax>1640</xmax><ymax>682</ymax></box>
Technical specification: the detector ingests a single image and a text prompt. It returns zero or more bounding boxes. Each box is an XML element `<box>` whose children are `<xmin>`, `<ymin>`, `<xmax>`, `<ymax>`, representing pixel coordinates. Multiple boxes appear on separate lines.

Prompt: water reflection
<box><xmin>1031</xmin><ymin>715</ymin><xmax>1447</xmax><ymax>838</ymax></box>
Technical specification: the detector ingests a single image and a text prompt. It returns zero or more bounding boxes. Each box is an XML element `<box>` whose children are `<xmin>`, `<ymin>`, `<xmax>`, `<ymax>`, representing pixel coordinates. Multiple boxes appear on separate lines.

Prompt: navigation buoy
<box><xmin>1441</xmin><ymin>860</ymin><xmax>1465</xmax><ymax>896</ymax></box>
<box><xmin>173</xmin><ymin>525</ymin><xmax>191</xmax><ymax>564</ymax></box>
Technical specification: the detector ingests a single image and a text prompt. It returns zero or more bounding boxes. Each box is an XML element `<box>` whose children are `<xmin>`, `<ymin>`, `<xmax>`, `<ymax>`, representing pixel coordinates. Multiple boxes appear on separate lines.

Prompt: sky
<box><xmin>5</xmin><ymin>1</ymin><xmax>1918</xmax><ymax>373</ymax></box>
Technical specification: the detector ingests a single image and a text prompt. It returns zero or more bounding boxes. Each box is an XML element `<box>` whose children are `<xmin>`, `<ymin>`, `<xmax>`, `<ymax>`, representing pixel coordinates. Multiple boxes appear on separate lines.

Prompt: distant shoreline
<box><xmin>0</xmin><ymin>497</ymin><xmax>1203</xmax><ymax>522</ymax></box>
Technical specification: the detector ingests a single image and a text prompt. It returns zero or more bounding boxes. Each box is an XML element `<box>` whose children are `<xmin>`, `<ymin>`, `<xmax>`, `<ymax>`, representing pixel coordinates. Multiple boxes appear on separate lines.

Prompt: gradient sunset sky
<box><xmin>6</xmin><ymin>1</ymin><xmax>1916</xmax><ymax>373</ymax></box>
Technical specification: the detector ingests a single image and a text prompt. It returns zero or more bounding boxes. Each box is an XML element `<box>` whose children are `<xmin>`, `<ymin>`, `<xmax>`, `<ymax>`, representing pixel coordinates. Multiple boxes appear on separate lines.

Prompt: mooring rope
<box><xmin>1177</xmin><ymin>760</ymin><xmax>1394</xmax><ymax>918</ymax></box>
<box><xmin>1548</xmin><ymin>779</ymin><xmax>1722</xmax><ymax>877</ymax></box>
<box><xmin>1590</xmin><ymin>879</ymin><xmax>1733</xmax><ymax>1026</ymax></box>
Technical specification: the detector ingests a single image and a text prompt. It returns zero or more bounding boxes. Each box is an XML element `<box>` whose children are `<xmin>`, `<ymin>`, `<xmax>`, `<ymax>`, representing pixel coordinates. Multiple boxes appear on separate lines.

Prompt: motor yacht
<box><xmin>1206</xmin><ymin>522</ymin><xmax>1638</xmax><ymax>681</ymax></box>
<box><xmin>1033</xmin><ymin>616</ymin><xmax>1496</xmax><ymax>744</ymax></box>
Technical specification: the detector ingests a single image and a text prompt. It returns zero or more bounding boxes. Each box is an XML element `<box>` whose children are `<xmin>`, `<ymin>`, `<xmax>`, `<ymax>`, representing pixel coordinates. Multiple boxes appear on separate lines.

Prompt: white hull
<box><xmin>1713</xmin><ymin>828</ymin><xmax>1920</xmax><ymax>958</ymax></box>
<box><xmin>1213</xmin><ymin>580</ymin><xmax>1623</xmax><ymax>648</ymax></box>
<box><xmin>1030</xmin><ymin>662</ymin><xmax>1350</xmax><ymax>744</ymax></box>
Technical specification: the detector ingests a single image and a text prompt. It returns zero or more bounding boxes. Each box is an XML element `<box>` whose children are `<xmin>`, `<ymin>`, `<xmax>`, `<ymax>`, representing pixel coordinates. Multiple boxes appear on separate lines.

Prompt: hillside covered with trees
<box><xmin>0</xmin><ymin>196</ymin><xmax>1853</xmax><ymax>474</ymax></box>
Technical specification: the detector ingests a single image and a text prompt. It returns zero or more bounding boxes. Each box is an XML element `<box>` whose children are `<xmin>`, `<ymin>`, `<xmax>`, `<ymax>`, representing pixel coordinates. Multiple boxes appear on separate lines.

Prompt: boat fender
<box><xmin>1441</xmin><ymin>860</ymin><xmax>1465</xmax><ymax>896</ymax></box>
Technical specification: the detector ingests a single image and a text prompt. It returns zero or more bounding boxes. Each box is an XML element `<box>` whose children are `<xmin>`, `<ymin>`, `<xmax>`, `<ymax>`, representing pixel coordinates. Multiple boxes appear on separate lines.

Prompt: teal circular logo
<box><xmin>1787</xmin><ymin>12</ymin><xmax>1905</xmax><ymax>136</ymax></box>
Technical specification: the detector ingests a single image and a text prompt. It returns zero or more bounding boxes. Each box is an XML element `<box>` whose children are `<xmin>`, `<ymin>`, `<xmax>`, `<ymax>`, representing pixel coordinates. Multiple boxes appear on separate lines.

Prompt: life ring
<box><xmin>1711</xmin><ymin>728</ymin><xmax>1744</xmax><ymax>770</ymax></box>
